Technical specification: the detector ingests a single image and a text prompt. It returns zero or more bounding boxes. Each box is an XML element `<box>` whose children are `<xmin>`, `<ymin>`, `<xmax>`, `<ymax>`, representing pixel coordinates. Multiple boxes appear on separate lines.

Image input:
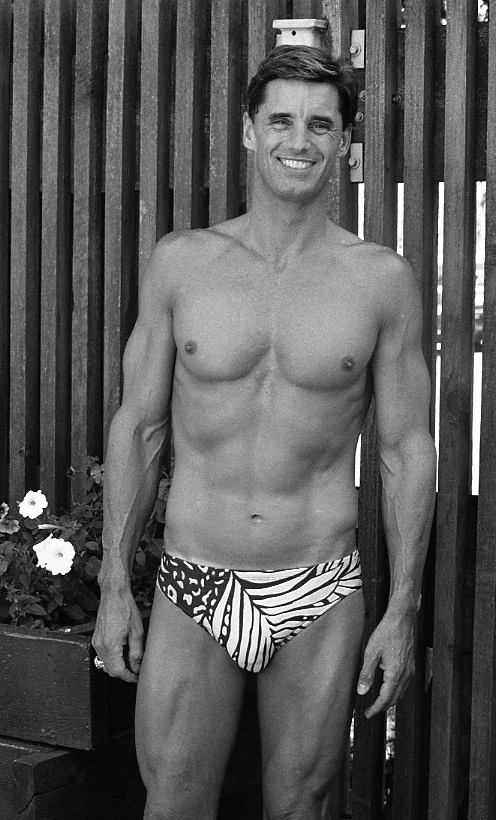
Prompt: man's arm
<box><xmin>92</xmin><ymin>237</ymin><xmax>177</xmax><ymax>682</ymax></box>
<box><xmin>357</xmin><ymin>253</ymin><xmax>437</xmax><ymax>718</ymax></box>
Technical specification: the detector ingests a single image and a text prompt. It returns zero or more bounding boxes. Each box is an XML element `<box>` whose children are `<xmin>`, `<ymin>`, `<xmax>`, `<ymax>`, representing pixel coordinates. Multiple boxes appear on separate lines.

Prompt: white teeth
<box><xmin>279</xmin><ymin>158</ymin><xmax>313</xmax><ymax>169</ymax></box>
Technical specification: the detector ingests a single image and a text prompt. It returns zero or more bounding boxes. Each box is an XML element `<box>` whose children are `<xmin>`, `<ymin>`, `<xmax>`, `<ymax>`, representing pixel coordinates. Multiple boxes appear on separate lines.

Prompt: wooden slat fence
<box><xmin>1</xmin><ymin>1</ymin><xmax>493</xmax><ymax>818</ymax></box>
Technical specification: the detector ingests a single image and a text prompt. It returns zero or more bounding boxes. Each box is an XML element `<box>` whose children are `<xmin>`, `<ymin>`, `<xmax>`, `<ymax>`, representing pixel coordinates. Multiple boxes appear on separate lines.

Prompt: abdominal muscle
<box><xmin>163</xmin><ymin>375</ymin><xmax>365</xmax><ymax>571</ymax></box>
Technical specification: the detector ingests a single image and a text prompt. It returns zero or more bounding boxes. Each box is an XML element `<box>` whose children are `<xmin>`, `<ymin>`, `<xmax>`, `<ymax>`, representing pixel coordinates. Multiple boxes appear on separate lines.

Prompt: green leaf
<box><xmin>25</xmin><ymin>603</ymin><xmax>47</xmax><ymax>616</ymax></box>
<box><xmin>84</xmin><ymin>556</ymin><xmax>101</xmax><ymax>578</ymax></box>
<box><xmin>0</xmin><ymin>559</ymin><xmax>10</xmax><ymax>575</ymax></box>
<box><xmin>63</xmin><ymin>603</ymin><xmax>87</xmax><ymax>623</ymax></box>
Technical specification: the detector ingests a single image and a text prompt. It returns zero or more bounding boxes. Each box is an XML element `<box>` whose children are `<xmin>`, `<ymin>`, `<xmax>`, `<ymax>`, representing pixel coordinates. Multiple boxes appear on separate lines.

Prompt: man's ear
<box><xmin>337</xmin><ymin>125</ymin><xmax>352</xmax><ymax>158</ymax></box>
<box><xmin>242</xmin><ymin>111</ymin><xmax>257</xmax><ymax>151</ymax></box>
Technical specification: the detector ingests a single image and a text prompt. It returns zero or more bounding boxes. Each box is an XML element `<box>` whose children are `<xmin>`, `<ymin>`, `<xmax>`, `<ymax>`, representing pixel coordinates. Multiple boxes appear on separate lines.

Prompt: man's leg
<box><xmin>257</xmin><ymin>588</ymin><xmax>365</xmax><ymax>820</ymax></box>
<box><xmin>135</xmin><ymin>590</ymin><xmax>246</xmax><ymax>820</ymax></box>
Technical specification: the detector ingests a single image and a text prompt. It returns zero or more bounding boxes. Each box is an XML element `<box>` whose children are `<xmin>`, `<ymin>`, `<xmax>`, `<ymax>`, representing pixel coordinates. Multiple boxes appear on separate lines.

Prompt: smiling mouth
<box><xmin>278</xmin><ymin>158</ymin><xmax>314</xmax><ymax>170</ymax></box>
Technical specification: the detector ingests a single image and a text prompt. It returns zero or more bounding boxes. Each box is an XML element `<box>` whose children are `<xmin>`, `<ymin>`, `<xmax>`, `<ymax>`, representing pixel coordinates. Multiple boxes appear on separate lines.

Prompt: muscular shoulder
<box><xmin>141</xmin><ymin>228</ymin><xmax>228</xmax><ymax>310</ymax></box>
<box><xmin>350</xmin><ymin>241</ymin><xmax>421</xmax><ymax>329</ymax></box>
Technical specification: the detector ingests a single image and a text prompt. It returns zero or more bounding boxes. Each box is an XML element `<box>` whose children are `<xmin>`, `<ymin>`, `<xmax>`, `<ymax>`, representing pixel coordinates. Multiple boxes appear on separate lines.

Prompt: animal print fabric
<box><xmin>156</xmin><ymin>549</ymin><xmax>362</xmax><ymax>673</ymax></box>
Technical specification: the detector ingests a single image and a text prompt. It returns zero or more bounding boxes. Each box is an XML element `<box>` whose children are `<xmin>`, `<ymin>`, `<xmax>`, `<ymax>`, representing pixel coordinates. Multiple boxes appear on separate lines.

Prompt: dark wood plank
<box><xmin>71</xmin><ymin>0</ymin><xmax>108</xmax><ymax>502</ymax></box>
<box><xmin>0</xmin><ymin>0</ymin><xmax>11</xmax><ymax>503</ymax></box>
<box><xmin>173</xmin><ymin>0</ymin><xmax>207</xmax><ymax>230</ymax></box>
<box><xmin>392</xmin><ymin>5</ymin><xmax>436</xmax><ymax>816</ymax></box>
<box><xmin>352</xmin><ymin>1</ymin><xmax>399</xmax><ymax>818</ymax></box>
<box><xmin>139</xmin><ymin>0</ymin><xmax>172</xmax><ymax>275</ymax></box>
<box><xmin>104</xmin><ymin>0</ymin><xmax>140</xmax><ymax>442</ymax></box>
<box><xmin>429</xmin><ymin>2</ymin><xmax>478</xmax><ymax>818</ymax></box>
<box><xmin>468</xmin><ymin>6</ymin><xmax>496</xmax><ymax>820</ymax></box>
<box><xmin>0</xmin><ymin>738</ymin><xmax>53</xmax><ymax>820</ymax></box>
<box><xmin>209</xmin><ymin>0</ymin><xmax>243</xmax><ymax>226</ymax></box>
<box><xmin>12</xmin><ymin>730</ymin><xmax>146</xmax><ymax>820</ymax></box>
<box><xmin>246</xmin><ymin>0</ymin><xmax>283</xmax><ymax>210</ymax></box>
<box><xmin>292</xmin><ymin>0</ymin><xmax>323</xmax><ymax>16</ymax></box>
<box><xmin>395</xmin><ymin>23</ymin><xmax>488</xmax><ymax>183</ymax></box>
<box><xmin>322</xmin><ymin>0</ymin><xmax>359</xmax><ymax>234</ymax></box>
<box><xmin>39</xmin><ymin>0</ymin><xmax>75</xmax><ymax>513</ymax></box>
<box><xmin>0</xmin><ymin>625</ymin><xmax>108</xmax><ymax>750</ymax></box>
<box><xmin>9</xmin><ymin>0</ymin><xmax>42</xmax><ymax>504</ymax></box>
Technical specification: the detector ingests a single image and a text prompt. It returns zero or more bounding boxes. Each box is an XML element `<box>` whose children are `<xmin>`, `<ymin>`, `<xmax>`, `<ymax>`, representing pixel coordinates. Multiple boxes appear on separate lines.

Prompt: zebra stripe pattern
<box><xmin>157</xmin><ymin>549</ymin><xmax>362</xmax><ymax>673</ymax></box>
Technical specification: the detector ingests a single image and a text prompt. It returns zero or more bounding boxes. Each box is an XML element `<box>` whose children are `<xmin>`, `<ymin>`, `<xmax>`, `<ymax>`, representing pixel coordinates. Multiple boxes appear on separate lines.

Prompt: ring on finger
<box><xmin>94</xmin><ymin>656</ymin><xmax>106</xmax><ymax>671</ymax></box>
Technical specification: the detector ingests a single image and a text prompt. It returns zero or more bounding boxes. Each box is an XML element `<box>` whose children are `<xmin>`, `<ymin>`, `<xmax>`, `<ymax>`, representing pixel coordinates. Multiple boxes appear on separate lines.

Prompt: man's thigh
<box><xmin>257</xmin><ymin>588</ymin><xmax>365</xmax><ymax>818</ymax></box>
<box><xmin>135</xmin><ymin>590</ymin><xmax>246</xmax><ymax>815</ymax></box>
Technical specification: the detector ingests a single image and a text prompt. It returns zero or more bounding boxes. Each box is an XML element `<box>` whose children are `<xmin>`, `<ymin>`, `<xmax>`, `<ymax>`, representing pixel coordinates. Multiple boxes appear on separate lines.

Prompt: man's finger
<box><xmin>364</xmin><ymin>678</ymin><xmax>396</xmax><ymax>718</ymax></box>
<box><xmin>357</xmin><ymin>653</ymin><xmax>380</xmax><ymax>695</ymax></box>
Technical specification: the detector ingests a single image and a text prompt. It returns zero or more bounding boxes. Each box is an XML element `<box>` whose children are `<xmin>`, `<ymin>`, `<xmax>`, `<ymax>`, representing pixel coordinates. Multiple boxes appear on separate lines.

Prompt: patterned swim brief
<box><xmin>156</xmin><ymin>549</ymin><xmax>362</xmax><ymax>673</ymax></box>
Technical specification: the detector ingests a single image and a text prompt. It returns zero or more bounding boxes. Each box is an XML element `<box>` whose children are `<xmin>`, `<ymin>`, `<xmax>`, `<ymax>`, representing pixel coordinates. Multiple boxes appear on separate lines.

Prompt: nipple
<box><xmin>250</xmin><ymin>513</ymin><xmax>263</xmax><ymax>523</ymax></box>
<box><xmin>184</xmin><ymin>341</ymin><xmax>197</xmax><ymax>354</ymax></box>
<box><xmin>341</xmin><ymin>356</ymin><xmax>355</xmax><ymax>371</ymax></box>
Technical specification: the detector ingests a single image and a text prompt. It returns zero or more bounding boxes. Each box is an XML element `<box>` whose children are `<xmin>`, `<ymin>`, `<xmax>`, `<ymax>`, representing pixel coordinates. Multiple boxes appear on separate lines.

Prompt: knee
<box><xmin>138</xmin><ymin>751</ymin><xmax>217</xmax><ymax>820</ymax></box>
<box><xmin>263</xmin><ymin>752</ymin><xmax>338</xmax><ymax>820</ymax></box>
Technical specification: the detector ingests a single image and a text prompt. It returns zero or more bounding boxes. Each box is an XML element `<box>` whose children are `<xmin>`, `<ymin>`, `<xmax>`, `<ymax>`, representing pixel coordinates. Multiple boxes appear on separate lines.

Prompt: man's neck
<box><xmin>244</xmin><ymin>183</ymin><xmax>330</xmax><ymax>265</ymax></box>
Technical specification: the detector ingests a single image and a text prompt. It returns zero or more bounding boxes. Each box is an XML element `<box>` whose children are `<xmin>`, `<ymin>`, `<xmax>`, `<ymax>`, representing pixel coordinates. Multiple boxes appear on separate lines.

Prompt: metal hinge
<box><xmin>349</xmin><ymin>29</ymin><xmax>365</xmax><ymax>68</ymax></box>
<box><xmin>348</xmin><ymin>143</ymin><xmax>363</xmax><ymax>183</ymax></box>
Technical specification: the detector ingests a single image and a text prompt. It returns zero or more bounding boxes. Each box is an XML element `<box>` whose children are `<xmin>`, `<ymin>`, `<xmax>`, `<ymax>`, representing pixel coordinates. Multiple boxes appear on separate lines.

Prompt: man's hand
<box><xmin>92</xmin><ymin>590</ymin><xmax>144</xmax><ymax>683</ymax></box>
<box><xmin>356</xmin><ymin>610</ymin><xmax>416</xmax><ymax>718</ymax></box>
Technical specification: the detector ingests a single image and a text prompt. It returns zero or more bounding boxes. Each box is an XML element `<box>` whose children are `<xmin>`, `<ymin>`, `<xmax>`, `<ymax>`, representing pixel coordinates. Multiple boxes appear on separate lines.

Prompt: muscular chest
<box><xmin>172</xmin><ymin>258</ymin><xmax>379</xmax><ymax>391</ymax></box>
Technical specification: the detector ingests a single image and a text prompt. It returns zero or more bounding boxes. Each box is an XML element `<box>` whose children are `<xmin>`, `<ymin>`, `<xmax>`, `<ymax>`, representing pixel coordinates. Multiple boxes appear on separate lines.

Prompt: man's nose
<box><xmin>285</xmin><ymin>123</ymin><xmax>311</xmax><ymax>153</ymax></box>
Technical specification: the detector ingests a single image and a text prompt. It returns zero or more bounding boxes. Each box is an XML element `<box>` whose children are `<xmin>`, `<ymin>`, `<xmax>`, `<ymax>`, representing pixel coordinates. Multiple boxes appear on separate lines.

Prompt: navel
<box><xmin>250</xmin><ymin>513</ymin><xmax>263</xmax><ymax>523</ymax></box>
<box><xmin>341</xmin><ymin>355</ymin><xmax>355</xmax><ymax>371</ymax></box>
<box><xmin>184</xmin><ymin>341</ymin><xmax>197</xmax><ymax>355</ymax></box>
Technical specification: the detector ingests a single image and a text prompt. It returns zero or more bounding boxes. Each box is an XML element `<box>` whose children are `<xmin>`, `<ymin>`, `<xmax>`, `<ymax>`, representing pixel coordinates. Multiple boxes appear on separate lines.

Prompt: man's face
<box><xmin>243</xmin><ymin>79</ymin><xmax>351</xmax><ymax>203</ymax></box>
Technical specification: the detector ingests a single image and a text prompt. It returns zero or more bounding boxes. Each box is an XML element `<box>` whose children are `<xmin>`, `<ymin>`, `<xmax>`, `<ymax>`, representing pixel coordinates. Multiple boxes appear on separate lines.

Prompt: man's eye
<box><xmin>311</xmin><ymin>122</ymin><xmax>332</xmax><ymax>134</ymax></box>
<box><xmin>270</xmin><ymin>119</ymin><xmax>290</xmax><ymax>128</ymax></box>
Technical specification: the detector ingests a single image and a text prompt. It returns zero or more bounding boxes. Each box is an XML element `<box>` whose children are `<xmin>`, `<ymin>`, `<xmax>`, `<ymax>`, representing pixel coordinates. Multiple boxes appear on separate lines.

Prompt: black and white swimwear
<box><xmin>156</xmin><ymin>549</ymin><xmax>362</xmax><ymax>673</ymax></box>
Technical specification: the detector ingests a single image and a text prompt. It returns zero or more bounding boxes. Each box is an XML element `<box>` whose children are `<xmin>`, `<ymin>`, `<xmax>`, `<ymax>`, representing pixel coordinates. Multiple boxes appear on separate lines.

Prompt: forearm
<box><xmin>99</xmin><ymin>405</ymin><xmax>170</xmax><ymax>593</ymax></box>
<box><xmin>380</xmin><ymin>429</ymin><xmax>436</xmax><ymax>616</ymax></box>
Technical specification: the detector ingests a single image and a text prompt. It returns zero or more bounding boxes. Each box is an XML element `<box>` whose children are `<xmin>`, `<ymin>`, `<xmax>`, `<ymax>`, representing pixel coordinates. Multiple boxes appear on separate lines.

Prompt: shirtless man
<box><xmin>92</xmin><ymin>46</ymin><xmax>436</xmax><ymax>820</ymax></box>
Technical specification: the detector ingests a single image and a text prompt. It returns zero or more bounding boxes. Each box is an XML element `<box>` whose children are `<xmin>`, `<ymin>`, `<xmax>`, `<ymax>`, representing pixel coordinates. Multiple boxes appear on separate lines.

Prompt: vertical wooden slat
<box><xmin>468</xmin><ymin>6</ymin><xmax>496</xmax><ymax>820</ymax></box>
<box><xmin>104</xmin><ymin>0</ymin><xmax>139</xmax><ymax>443</ymax></box>
<box><xmin>10</xmin><ymin>0</ymin><xmax>42</xmax><ymax>504</ymax></box>
<box><xmin>292</xmin><ymin>0</ymin><xmax>322</xmax><ymax>16</ymax></box>
<box><xmin>139</xmin><ymin>0</ymin><xmax>172</xmax><ymax>274</ymax></box>
<box><xmin>429</xmin><ymin>2</ymin><xmax>478</xmax><ymax>818</ymax></box>
<box><xmin>39</xmin><ymin>0</ymin><xmax>74</xmax><ymax>512</ymax></box>
<box><xmin>0</xmin><ymin>0</ymin><xmax>12</xmax><ymax>502</ymax></box>
<box><xmin>246</xmin><ymin>0</ymin><xmax>282</xmax><ymax>211</ymax></box>
<box><xmin>209</xmin><ymin>0</ymin><xmax>242</xmax><ymax>226</ymax></box>
<box><xmin>323</xmin><ymin>0</ymin><xmax>359</xmax><ymax>234</ymax></box>
<box><xmin>353</xmin><ymin>1</ymin><xmax>398</xmax><ymax>818</ymax></box>
<box><xmin>392</xmin><ymin>3</ymin><xmax>436</xmax><ymax>818</ymax></box>
<box><xmin>71</xmin><ymin>0</ymin><xmax>108</xmax><ymax>502</ymax></box>
<box><xmin>173</xmin><ymin>0</ymin><xmax>207</xmax><ymax>230</ymax></box>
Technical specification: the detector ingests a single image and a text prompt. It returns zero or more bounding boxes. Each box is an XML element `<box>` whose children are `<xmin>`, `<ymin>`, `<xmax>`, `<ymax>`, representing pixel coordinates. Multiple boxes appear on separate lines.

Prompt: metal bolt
<box><xmin>358</xmin><ymin>90</ymin><xmax>367</xmax><ymax>102</ymax></box>
<box><xmin>348</xmin><ymin>156</ymin><xmax>361</xmax><ymax>169</ymax></box>
<box><xmin>350</xmin><ymin>43</ymin><xmax>361</xmax><ymax>56</ymax></box>
<box><xmin>355</xmin><ymin>112</ymin><xmax>364</xmax><ymax>122</ymax></box>
<box><xmin>392</xmin><ymin>94</ymin><xmax>402</xmax><ymax>105</ymax></box>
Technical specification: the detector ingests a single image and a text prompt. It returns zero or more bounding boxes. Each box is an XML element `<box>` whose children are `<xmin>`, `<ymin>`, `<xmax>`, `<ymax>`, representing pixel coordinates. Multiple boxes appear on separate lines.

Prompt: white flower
<box><xmin>33</xmin><ymin>535</ymin><xmax>75</xmax><ymax>575</ymax></box>
<box><xmin>18</xmin><ymin>490</ymin><xmax>48</xmax><ymax>519</ymax></box>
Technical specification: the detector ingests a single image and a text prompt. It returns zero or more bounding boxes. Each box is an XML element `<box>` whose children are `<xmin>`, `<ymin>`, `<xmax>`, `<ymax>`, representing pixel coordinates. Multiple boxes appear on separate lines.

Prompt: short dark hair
<box><xmin>246</xmin><ymin>46</ymin><xmax>358</xmax><ymax>131</ymax></box>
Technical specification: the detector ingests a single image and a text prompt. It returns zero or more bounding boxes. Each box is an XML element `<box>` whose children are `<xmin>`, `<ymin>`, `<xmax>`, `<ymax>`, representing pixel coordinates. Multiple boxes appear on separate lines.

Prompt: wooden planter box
<box><xmin>0</xmin><ymin>622</ymin><xmax>137</xmax><ymax>750</ymax></box>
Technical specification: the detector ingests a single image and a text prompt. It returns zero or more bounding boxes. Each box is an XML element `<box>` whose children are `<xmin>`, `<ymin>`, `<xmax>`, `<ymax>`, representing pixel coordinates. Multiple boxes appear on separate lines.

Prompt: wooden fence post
<box><xmin>392</xmin><ymin>2</ymin><xmax>437</xmax><ymax>818</ymax></box>
<box><xmin>352</xmin><ymin>1</ymin><xmax>398</xmax><ymax>817</ymax></box>
<box><xmin>173</xmin><ymin>0</ymin><xmax>207</xmax><ymax>230</ymax></box>
<box><xmin>39</xmin><ymin>0</ymin><xmax>75</xmax><ymax>511</ymax></box>
<box><xmin>0</xmin><ymin>0</ymin><xmax>12</xmax><ymax>503</ymax></box>
<box><xmin>209</xmin><ymin>0</ymin><xmax>242</xmax><ymax>226</ymax></box>
<box><xmin>10</xmin><ymin>0</ymin><xmax>43</xmax><ymax>504</ymax></box>
<box><xmin>429</xmin><ymin>2</ymin><xmax>478</xmax><ymax>818</ymax></box>
<box><xmin>71</xmin><ymin>0</ymin><xmax>108</xmax><ymax>501</ymax></box>
<box><xmin>468</xmin><ymin>7</ymin><xmax>496</xmax><ymax>820</ymax></box>
<box><xmin>103</xmin><ymin>0</ymin><xmax>140</xmax><ymax>445</ymax></box>
<box><xmin>139</xmin><ymin>0</ymin><xmax>173</xmax><ymax>275</ymax></box>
